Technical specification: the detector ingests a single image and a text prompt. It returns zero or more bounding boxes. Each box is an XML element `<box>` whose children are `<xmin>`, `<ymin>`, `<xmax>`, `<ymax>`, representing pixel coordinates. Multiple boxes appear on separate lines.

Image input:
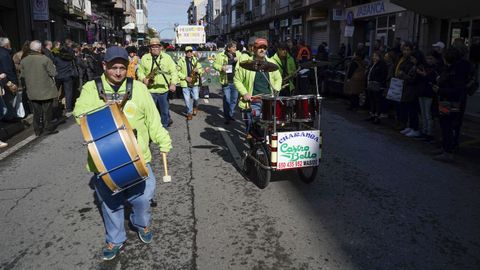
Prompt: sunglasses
<box><xmin>255</xmin><ymin>45</ymin><xmax>267</xmax><ymax>50</ymax></box>
<box><xmin>186</xmin><ymin>50</ymin><xmax>193</xmax><ymax>52</ymax></box>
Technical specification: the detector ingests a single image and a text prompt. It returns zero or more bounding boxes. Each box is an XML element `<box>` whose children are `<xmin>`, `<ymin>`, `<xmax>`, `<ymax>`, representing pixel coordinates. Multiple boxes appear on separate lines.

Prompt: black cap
<box><xmin>104</xmin><ymin>46</ymin><xmax>129</xmax><ymax>62</ymax></box>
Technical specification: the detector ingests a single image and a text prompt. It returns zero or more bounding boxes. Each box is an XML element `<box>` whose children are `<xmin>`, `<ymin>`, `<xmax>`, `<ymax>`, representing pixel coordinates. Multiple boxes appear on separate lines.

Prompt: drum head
<box><xmin>294</xmin><ymin>94</ymin><xmax>316</xmax><ymax>100</ymax></box>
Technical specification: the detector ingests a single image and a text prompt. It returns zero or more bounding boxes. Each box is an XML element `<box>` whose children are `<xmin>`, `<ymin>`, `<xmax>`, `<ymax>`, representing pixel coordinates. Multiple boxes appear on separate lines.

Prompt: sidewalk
<box><xmin>323</xmin><ymin>97</ymin><xmax>480</xmax><ymax>169</ymax></box>
<box><xmin>0</xmin><ymin>114</ymin><xmax>33</xmax><ymax>145</ymax></box>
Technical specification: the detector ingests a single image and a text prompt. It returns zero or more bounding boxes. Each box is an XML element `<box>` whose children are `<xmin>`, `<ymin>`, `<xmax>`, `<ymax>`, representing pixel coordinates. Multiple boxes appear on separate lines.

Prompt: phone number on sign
<box><xmin>278</xmin><ymin>160</ymin><xmax>318</xmax><ymax>169</ymax></box>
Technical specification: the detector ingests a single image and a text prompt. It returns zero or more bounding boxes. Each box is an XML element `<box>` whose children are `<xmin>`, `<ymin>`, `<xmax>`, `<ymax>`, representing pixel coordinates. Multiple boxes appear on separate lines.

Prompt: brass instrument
<box><xmin>145</xmin><ymin>67</ymin><xmax>158</xmax><ymax>88</ymax></box>
<box><xmin>188</xmin><ymin>69</ymin><xmax>198</xmax><ymax>87</ymax></box>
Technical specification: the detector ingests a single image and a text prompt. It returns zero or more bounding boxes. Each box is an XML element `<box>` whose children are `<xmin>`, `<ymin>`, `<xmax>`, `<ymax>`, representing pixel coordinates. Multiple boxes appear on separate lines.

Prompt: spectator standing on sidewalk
<box><xmin>0</xmin><ymin>72</ymin><xmax>8</xmax><ymax>148</ymax></box>
<box><xmin>366</xmin><ymin>50</ymin><xmax>387</xmax><ymax>124</ymax></box>
<box><xmin>0</xmin><ymin>37</ymin><xmax>19</xmax><ymax>121</ymax></box>
<box><xmin>398</xmin><ymin>49</ymin><xmax>423</xmax><ymax>138</ymax></box>
<box><xmin>344</xmin><ymin>50</ymin><xmax>366</xmax><ymax>111</ymax></box>
<box><xmin>433</xmin><ymin>47</ymin><xmax>471</xmax><ymax>162</ymax></box>
<box><xmin>54</xmin><ymin>47</ymin><xmax>76</xmax><ymax>117</ymax></box>
<box><xmin>42</xmin><ymin>40</ymin><xmax>55</xmax><ymax>62</ymax></box>
<box><xmin>19</xmin><ymin>40</ymin><xmax>58</xmax><ymax>136</ymax></box>
<box><xmin>417</xmin><ymin>52</ymin><xmax>439</xmax><ymax>142</ymax></box>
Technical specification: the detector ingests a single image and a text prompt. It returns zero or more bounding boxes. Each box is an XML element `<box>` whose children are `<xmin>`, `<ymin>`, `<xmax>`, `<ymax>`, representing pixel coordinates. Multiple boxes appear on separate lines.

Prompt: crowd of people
<box><xmin>342</xmin><ymin>38</ymin><xmax>479</xmax><ymax>162</ymax></box>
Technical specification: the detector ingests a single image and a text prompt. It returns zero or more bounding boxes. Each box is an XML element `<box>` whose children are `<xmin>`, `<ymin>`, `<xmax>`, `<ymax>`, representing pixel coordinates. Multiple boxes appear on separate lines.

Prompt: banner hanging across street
<box><xmin>175</xmin><ymin>25</ymin><xmax>206</xmax><ymax>44</ymax></box>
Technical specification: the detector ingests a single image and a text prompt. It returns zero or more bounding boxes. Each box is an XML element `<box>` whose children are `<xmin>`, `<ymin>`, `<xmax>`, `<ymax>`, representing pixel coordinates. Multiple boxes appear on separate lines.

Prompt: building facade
<box><xmin>0</xmin><ymin>0</ymin><xmax>140</xmax><ymax>50</ymax></box>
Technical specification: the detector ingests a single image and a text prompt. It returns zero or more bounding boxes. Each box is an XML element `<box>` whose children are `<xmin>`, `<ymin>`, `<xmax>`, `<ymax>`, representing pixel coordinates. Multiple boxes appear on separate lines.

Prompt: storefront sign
<box><xmin>346</xmin><ymin>0</ymin><xmax>405</xmax><ymax>19</ymax></box>
<box><xmin>277</xmin><ymin>130</ymin><xmax>320</xmax><ymax>170</ymax></box>
<box><xmin>175</xmin><ymin>25</ymin><xmax>206</xmax><ymax>44</ymax></box>
<box><xmin>344</xmin><ymin>26</ymin><xmax>355</xmax><ymax>37</ymax></box>
<box><xmin>292</xmin><ymin>17</ymin><xmax>302</xmax><ymax>25</ymax></box>
<box><xmin>32</xmin><ymin>0</ymin><xmax>49</xmax><ymax>21</ymax></box>
<box><xmin>332</xmin><ymin>9</ymin><xmax>345</xmax><ymax>21</ymax></box>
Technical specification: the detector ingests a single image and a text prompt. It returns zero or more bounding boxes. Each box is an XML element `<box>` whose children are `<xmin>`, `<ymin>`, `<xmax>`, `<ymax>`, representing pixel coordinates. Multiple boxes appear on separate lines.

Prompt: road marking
<box><xmin>0</xmin><ymin>134</ymin><xmax>37</xmax><ymax>161</ymax></box>
<box><xmin>216</xmin><ymin>127</ymin><xmax>242</xmax><ymax>168</ymax></box>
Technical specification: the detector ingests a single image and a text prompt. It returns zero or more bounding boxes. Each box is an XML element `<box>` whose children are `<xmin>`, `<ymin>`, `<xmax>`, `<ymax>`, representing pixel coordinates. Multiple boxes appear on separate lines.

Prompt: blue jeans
<box><xmin>151</xmin><ymin>92</ymin><xmax>170</xmax><ymax>128</ymax></box>
<box><xmin>222</xmin><ymin>83</ymin><xmax>238</xmax><ymax>120</ymax></box>
<box><xmin>418</xmin><ymin>97</ymin><xmax>433</xmax><ymax>136</ymax></box>
<box><xmin>94</xmin><ymin>163</ymin><xmax>156</xmax><ymax>245</ymax></box>
<box><xmin>242</xmin><ymin>101</ymin><xmax>262</xmax><ymax>134</ymax></box>
<box><xmin>58</xmin><ymin>78</ymin><xmax>74</xmax><ymax>112</ymax></box>
<box><xmin>182</xmin><ymin>86</ymin><xmax>199</xmax><ymax>114</ymax></box>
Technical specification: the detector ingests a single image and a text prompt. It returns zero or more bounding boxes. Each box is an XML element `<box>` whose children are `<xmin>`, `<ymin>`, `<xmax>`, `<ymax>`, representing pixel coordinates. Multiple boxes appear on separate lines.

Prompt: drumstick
<box><xmin>162</xmin><ymin>152</ymin><xmax>171</xmax><ymax>182</ymax></box>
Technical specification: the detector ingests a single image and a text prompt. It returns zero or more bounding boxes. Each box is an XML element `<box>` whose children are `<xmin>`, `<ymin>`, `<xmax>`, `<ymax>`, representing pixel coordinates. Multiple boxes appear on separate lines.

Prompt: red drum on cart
<box><xmin>292</xmin><ymin>95</ymin><xmax>319</xmax><ymax>122</ymax></box>
<box><xmin>260</xmin><ymin>95</ymin><xmax>291</xmax><ymax>124</ymax></box>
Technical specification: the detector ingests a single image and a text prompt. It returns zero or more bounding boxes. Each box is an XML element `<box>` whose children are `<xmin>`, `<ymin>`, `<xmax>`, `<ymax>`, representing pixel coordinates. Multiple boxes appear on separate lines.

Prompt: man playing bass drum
<box><xmin>177</xmin><ymin>46</ymin><xmax>204</xmax><ymax>120</ymax></box>
<box><xmin>73</xmin><ymin>46</ymin><xmax>172</xmax><ymax>260</ymax></box>
<box><xmin>137</xmin><ymin>38</ymin><xmax>178</xmax><ymax>128</ymax></box>
<box><xmin>271</xmin><ymin>43</ymin><xmax>297</xmax><ymax>96</ymax></box>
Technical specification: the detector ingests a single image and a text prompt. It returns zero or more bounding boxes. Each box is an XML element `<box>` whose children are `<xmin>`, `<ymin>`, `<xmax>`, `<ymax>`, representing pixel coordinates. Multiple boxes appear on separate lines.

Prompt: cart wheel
<box><xmin>253</xmin><ymin>144</ymin><xmax>271</xmax><ymax>189</ymax></box>
<box><xmin>297</xmin><ymin>166</ymin><xmax>318</xmax><ymax>183</ymax></box>
<box><xmin>242</xmin><ymin>151</ymin><xmax>253</xmax><ymax>175</ymax></box>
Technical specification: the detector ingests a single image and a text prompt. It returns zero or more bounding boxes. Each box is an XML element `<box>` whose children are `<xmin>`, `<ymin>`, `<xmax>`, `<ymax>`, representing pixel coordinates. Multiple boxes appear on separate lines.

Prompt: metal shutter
<box><xmin>309</xmin><ymin>20</ymin><xmax>329</xmax><ymax>53</ymax></box>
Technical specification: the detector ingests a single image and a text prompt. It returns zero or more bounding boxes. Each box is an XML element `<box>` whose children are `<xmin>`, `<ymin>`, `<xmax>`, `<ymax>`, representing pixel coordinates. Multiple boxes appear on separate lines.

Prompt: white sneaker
<box><xmin>405</xmin><ymin>130</ymin><xmax>421</xmax><ymax>137</ymax></box>
<box><xmin>65</xmin><ymin>112</ymin><xmax>73</xmax><ymax>118</ymax></box>
<box><xmin>400</xmin><ymin>128</ymin><xmax>412</xmax><ymax>134</ymax></box>
<box><xmin>0</xmin><ymin>140</ymin><xmax>7</xmax><ymax>148</ymax></box>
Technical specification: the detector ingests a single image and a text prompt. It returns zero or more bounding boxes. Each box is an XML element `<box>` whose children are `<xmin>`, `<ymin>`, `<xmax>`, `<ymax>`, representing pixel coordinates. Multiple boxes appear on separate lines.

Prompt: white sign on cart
<box><xmin>276</xmin><ymin>130</ymin><xmax>321</xmax><ymax>170</ymax></box>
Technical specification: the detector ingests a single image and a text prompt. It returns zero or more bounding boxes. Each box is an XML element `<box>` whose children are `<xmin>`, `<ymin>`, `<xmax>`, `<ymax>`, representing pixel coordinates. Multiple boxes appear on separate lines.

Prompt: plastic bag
<box><xmin>12</xmin><ymin>90</ymin><xmax>25</xmax><ymax>118</ymax></box>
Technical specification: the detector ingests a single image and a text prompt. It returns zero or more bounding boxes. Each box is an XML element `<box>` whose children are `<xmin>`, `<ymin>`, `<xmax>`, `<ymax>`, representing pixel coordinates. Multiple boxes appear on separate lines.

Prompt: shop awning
<box><xmin>122</xmin><ymin>22</ymin><xmax>135</xmax><ymax>30</ymax></box>
<box><xmin>391</xmin><ymin>0</ymin><xmax>480</xmax><ymax>19</ymax></box>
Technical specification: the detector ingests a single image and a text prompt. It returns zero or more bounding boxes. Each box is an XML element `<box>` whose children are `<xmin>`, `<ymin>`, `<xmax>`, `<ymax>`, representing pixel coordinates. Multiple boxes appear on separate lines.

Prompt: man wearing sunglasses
<box><xmin>177</xmin><ymin>46</ymin><xmax>204</xmax><ymax>120</ymax></box>
<box><xmin>138</xmin><ymin>38</ymin><xmax>178</xmax><ymax>128</ymax></box>
<box><xmin>234</xmin><ymin>38</ymin><xmax>282</xmax><ymax>136</ymax></box>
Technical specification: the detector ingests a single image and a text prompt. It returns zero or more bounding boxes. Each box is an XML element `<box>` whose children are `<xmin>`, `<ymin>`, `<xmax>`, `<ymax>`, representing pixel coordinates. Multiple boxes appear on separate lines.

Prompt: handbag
<box><xmin>12</xmin><ymin>90</ymin><xmax>25</xmax><ymax>118</ymax></box>
<box><xmin>0</xmin><ymin>86</ymin><xmax>7</xmax><ymax>120</ymax></box>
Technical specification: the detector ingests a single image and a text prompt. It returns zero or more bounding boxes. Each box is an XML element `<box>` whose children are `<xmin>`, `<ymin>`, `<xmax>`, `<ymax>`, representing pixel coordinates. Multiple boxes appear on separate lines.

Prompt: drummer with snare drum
<box><xmin>233</xmin><ymin>38</ymin><xmax>282</xmax><ymax>138</ymax></box>
<box><xmin>73</xmin><ymin>46</ymin><xmax>172</xmax><ymax>261</ymax></box>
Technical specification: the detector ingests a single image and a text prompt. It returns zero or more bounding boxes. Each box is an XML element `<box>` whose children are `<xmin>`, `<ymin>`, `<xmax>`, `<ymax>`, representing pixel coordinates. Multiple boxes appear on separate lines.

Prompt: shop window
<box><xmin>377</xmin><ymin>16</ymin><xmax>387</xmax><ymax>28</ymax></box>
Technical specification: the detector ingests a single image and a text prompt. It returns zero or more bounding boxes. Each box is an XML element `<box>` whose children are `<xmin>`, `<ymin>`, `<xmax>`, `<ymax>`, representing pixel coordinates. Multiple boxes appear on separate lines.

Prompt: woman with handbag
<box><xmin>366</xmin><ymin>51</ymin><xmax>388</xmax><ymax>123</ymax></box>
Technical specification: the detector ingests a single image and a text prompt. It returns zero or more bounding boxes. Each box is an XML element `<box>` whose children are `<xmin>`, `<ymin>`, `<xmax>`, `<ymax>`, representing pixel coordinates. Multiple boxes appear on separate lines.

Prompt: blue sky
<box><xmin>148</xmin><ymin>0</ymin><xmax>190</xmax><ymax>39</ymax></box>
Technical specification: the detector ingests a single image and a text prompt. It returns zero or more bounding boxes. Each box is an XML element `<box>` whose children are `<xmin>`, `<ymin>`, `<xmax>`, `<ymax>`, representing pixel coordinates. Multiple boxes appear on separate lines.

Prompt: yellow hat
<box><xmin>185</xmin><ymin>46</ymin><xmax>193</xmax><ymax>51</ymax></box>
<box><xmin>149</xmin><ymin>38</ymin><xmax>161</xmax><ymax>46</ymax></box>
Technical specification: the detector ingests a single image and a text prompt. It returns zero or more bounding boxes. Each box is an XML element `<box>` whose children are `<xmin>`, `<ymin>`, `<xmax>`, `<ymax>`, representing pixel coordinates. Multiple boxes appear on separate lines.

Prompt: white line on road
<box><xmin>216</xmin><ymin>127</ymin><xmax>243</xmax><ymax>168</ymax></box>
<box><xmin>0</xmin><ymin>134</ymin><xmax>37</xmax><ymax>161</ymax></box>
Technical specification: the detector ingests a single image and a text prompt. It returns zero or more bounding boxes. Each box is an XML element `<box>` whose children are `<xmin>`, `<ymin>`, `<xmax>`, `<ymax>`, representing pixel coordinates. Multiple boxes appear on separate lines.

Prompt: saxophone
<box><xmin>145</xmin><ymin>67</ymin><xmax>158</xmax><ymax>88</ymax></box>
<box><xmin>188</xmin><ymin>69</ymin><xmax>198</xmax><ymax>87</ymax></box>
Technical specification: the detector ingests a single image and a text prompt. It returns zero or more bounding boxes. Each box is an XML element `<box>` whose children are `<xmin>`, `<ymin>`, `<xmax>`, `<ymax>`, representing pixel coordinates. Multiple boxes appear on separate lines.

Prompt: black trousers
<box><xmin>31</xmin><ymin>99</ymin><xmax>55</xmax><ymax>135</ymax></box>
<box><xmin>368</xmin><ymin>89</ymin><xmax>383</xmax><ymax>115</ymax></box>
<box><xmin>439</xmin><ymin>112</ymin><xmax>461</xmax><ymax>153</ymax></box>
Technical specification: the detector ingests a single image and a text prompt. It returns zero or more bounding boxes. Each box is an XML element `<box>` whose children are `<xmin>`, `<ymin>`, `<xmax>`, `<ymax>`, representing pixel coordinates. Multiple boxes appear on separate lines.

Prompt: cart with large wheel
<box><xmin>240</xmin><ymin>60</ymin><xmax>324</xmax><ymax>189</ymax></box>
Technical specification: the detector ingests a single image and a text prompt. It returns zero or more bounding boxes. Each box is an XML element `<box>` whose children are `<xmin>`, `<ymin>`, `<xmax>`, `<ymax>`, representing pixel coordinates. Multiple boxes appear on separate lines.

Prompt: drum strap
<box><xmin>94</xmin><ymin>77</ymin><xmax>133</xmax><ymax>109</ymax></box>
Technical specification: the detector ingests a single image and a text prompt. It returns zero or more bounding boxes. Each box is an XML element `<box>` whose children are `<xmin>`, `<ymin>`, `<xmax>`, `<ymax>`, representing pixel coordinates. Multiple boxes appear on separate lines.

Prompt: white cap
<box><xmin>432</xmin><ymin>41</ymin><xmax>445</xmax><ymax>49</ymax></box>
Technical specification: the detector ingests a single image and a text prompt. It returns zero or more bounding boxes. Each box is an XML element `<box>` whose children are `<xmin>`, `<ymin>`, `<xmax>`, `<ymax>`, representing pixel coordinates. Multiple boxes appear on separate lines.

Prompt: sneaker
<box><xmin>65</xmin><ymin>111</ymin><xmax>73</xmax><ymax>118</ymax></box>
<box><xmin>193</xmin><ymin>107</ymin><xmax>199</xmax><ymax>116</ymax></box>
<box><xmin>168</xmin><ymin>119</ymin><xmax>173</xmax><ymax>127</ymax></box>
<box><xmin>405</xmin><ymin>130</ymin><xmax>421</xmax><ymax>137</ymax></box>
<box><xmin>138</xmin><ymin>227</ymin><xmax>153</xmax><ymax>244</ymax></box>
<box><xmin>0</xmin><ymin>140</ymin><xmax>7</xmax><ymax>148</ymax></box>
<box><xmin>186</xmin><ymin>113</ymin><xmax>193</xmax><ymax>120</ymax></box>
<box><xmin>102</xmin><ymin>243</ymin><xmax>124</xmax><ymax>261</ymax></box>
<box><xmin>400</xmin><ymin>128</ymin><xmax>412</xmax><ymax>135</ymax></box>
<box><xmin>433</xmin><ymin>152</ymin><xmax>453</xmax><ymax>163</ymax></box>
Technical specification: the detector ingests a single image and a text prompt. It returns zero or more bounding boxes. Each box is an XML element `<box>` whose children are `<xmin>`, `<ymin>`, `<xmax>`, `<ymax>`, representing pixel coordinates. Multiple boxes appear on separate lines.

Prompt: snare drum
<box><xmin>292</xmin><ymin>95</ymin><xmax>319</xmax><ymax>122</ymax></box>
<box><xmin>79</xmin><ymin>104</ymin><xmax>149</xmax><ymax>194</ymax></box>
<box><xmin>260</xmin><ymin>95</ymin><xmax>291</xmax><ymax>124</ymax></box>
